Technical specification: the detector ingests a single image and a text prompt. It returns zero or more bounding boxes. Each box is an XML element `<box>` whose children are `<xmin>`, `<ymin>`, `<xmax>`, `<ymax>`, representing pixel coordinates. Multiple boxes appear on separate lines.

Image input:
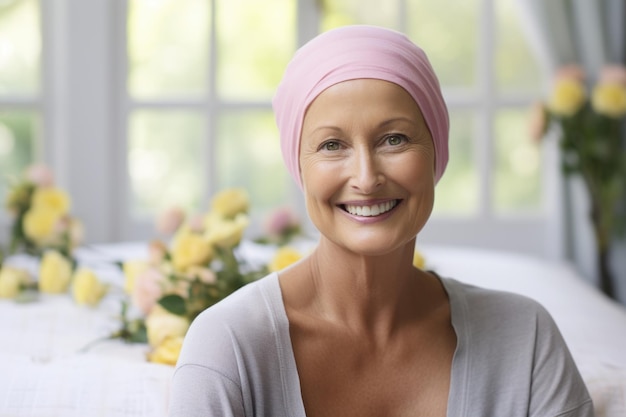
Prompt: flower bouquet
<box><xmin>532</xmin><ymin>65</ymin><xmax>626</xmax><ymax>297</ymax></box>
<box><xmin>5</xmin><ymin>164</ymin><xmax>83</xmax><ymax>259</ymax></box>
<box><xmin>118</xmin><ymin>188</ymin><xmax>306</xmax><ymax>365</ymax></box>
<box><xmin>1</xmin><ymin>165</ymin><xmax>106</xmax><ymax>303</ymax></box>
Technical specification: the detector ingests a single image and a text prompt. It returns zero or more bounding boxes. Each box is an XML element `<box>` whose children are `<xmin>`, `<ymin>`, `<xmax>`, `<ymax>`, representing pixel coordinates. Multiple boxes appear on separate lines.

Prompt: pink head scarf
<box><xmin>273</xmin><ymin>25</ymin><xmax>449</xmax><ymax>189</ymax></box>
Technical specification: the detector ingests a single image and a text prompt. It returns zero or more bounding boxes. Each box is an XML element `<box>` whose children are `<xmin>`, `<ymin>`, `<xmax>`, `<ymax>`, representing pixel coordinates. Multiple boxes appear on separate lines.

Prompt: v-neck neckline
<box><xmin>263</xmin><ymin>273</ymin><xmax>470</xmax><ymax>417</ymax></box>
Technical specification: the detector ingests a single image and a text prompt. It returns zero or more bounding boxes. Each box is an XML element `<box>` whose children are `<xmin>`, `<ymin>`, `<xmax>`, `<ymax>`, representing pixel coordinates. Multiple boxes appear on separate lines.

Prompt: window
<box><xmin>120</xmin><ymin>0</ymin><xmax>296</xmax><ymax>238</ymax></box>
<box><xmin>1</xmin><ymin>1</ymin><xmax>558</xmax><ymax>257</ymax></box>
<box><xmin>0</xmin><ymin>0</ymin><xmax>41</xmax><ymax>207</ymax></box>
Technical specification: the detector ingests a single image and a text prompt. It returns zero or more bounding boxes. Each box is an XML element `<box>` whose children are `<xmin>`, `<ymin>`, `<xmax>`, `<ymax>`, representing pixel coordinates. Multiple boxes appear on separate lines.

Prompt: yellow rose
<box><xmin>122</xmin><ymin>260</ymin><xmax>150</xmax><ymax>294</ymax></box>
<box><xmin>204</xmin><ymin>213</ymin><xmax>249</xmax><ymax>249</ymax></box>
<box><xmin>413</xmin><ymin>250</ymin><xmax>426</xmax><ymax>269</ymax></box>
<box><xmin>72</xmin><ymin>268</ymin><xmax>107</xmax><ymax>306</ymax></box>
<box><xmin>591</xmin><ymin>83</ymin><xmax>626</xmax><ymax>118</ymax></box>
<box><xmin>171</xmin><ymin>232</ymin><xmax>214</xmax><ymax>271</ymax></box>
<box><xmin>0</xmin><ymin>267</ymin><xmax>30</xmax><ymax>298</ymax></box>
<box><xmin>148</xmin><ymin>336</ymin><xmax>184</xmax><ymax>366</ymax></box>
<box><xmin>268</xmin><ymin>247</ymin><xmax>302</xmax><ymax>272</ymax></box>
<box><xmin>22</xmin><ymin>208</ymin><xmax>61</xmax><ymax>244</ymax></box>
<box><xmin>210</xmin><ymin>188</ymin><xmax>249</xmax><ymax>218</ymax></box>
<box><xmin>31</xmin><ymin>187</ymin><xmax>71</xmax><ymax>215</ymax></box>
<box><xmin>145</xmin><ymin>305</ymin><xmax>190</xmax><ymax>348</ymax></box>
<box><xmin>202</xmin><ymin>211</ymin><xmax>224</xmax><ymax>232</ymax></box>
<box><xmin>548</xmin><ymin>78</ymin><xmax>586</xmax><ymax>116</ymax></box>
<box><xmin>39</xmin><ymin>250</ymin><xmax>73</xmax><ymax>293</ymax></box>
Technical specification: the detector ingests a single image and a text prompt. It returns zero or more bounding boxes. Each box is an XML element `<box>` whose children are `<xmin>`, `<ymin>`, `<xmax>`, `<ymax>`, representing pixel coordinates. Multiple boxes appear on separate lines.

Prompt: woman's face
<box><xmin>300</xmin><ymin>79</ymin><xmax>436</xmax><ymax>256</ymax></box>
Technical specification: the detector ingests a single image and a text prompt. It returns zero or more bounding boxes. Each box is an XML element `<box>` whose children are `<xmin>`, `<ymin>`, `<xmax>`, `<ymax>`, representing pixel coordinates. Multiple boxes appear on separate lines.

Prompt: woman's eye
<box><xmin>321</xmin><ymin>141</ymin><xmax>340</xmax><ymax>151</ymax></box>
<box><xmin>386</xmin><ymin>134</ymin><xmax>406</xmax><ymax>146</ymax></box>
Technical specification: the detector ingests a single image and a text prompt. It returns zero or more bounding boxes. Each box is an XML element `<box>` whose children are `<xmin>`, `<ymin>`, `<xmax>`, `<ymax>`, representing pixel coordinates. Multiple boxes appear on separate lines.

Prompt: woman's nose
<box><xmin>350</xmin><ymin>148</ymin><xmax>385</xmax><ymax>193</ymax></box>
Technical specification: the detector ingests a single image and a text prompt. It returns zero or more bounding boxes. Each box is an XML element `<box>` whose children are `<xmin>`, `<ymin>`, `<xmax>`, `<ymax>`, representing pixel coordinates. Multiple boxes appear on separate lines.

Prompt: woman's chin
<box><xmin>324</xmin><ymin>232</ymin><xmax>414</xmax><ymax>258</ymax></box>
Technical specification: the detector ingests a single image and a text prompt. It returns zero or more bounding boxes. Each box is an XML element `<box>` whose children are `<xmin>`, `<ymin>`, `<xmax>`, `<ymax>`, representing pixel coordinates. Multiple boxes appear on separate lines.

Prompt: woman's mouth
<box><xmin>341</xmin><ymin>200</ymin><xmax>399</xmax><ymax>217</ymax></box>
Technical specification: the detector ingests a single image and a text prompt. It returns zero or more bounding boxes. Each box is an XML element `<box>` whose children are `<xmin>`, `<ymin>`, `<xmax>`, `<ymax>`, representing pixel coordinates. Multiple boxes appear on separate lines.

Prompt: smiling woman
<box><xmin>169</xmin><ymin>25</ymin><xmax>593</xmax><ymax>417</ymax></box>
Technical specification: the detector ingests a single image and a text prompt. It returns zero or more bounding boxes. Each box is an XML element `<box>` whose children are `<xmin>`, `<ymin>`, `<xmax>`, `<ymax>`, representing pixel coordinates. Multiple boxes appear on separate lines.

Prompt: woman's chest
<box><xmin>290</xmin><ymin>325</ymin><xmax>456</xmax><ymax>417</ymax></box>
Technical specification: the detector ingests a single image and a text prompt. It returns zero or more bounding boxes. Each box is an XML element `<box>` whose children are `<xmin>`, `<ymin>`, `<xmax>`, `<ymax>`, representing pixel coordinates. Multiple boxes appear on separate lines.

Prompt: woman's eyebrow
<box><xmin>308</xmin><ymin>125</ymin><xmax>343</xmax><ymax>135</ymax></box>
<box><xmin>306</xmin><ymin>116</ymin><xmax>419</xmax><ymax>135</ymax></box>
<box><xmin>378</xmin><ymin>116</ymin><xmax>419</xmax><ymax>128</ymax></box>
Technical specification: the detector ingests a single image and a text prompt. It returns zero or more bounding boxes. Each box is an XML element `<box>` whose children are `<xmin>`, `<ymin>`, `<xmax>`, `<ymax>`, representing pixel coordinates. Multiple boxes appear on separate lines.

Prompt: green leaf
<box><xmin>158</xmin><ymin>294</ymin><xmax>187</xmax><ymax>316</ymax></box>
<box><xmin>128</xmin><ymin>323</ymin><xmax>148</xmax><ymax>343</ymax></box>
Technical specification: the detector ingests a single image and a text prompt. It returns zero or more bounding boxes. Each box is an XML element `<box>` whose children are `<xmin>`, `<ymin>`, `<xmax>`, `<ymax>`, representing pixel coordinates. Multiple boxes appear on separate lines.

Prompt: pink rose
<box><xmin>131</xmin><ymin>267</ymin><xmax>164</xmax><ymax>315</ymax></box>
<box><xmin>187</xmin><ymin>266</ymin><xmax>217</xmax><ymax>284</ymax></box>
<box><xmin>53</xmin><ymin>215</ymin><xmax>71</xmax><ymax>235</ymax></box>
<box><xmin>148</xmin><ymin>240</ymin><xmax>168</xmax><ymax>265</ymax></box>
<box><xmin>188</xmin><ymin>213</ymin><xmax>205</xmax><ymax>233</ymax></box>
<box><xmin>264</xmin><ymin>207</ymin><xmax>300</xmax><ymax>237</ymax></box>
<box><xmin>156</xmin><ymin>207</ymin><xmax>185</xmax><ymax>235</ymax></box>
<box><xmin>554</xmin><ymin>65</ymin><xmax>586</xmax><ymax>82</ymax></box>
<box><xmin>598</xmin><ymin>65</ymin><xmax>626</xmax><ymax>86</ymax></box>
<box><xmin>25</xmin><ymin>164</ymin><xmax>55</xmax><ymax>187</ymax></box>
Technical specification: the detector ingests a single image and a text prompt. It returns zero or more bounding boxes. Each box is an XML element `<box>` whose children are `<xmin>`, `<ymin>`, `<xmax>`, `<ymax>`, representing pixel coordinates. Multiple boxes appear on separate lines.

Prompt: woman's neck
<box><xmin>287</xmin><ymin>237</ymin><xmax>438</xmax><ymax>344</ymax></box>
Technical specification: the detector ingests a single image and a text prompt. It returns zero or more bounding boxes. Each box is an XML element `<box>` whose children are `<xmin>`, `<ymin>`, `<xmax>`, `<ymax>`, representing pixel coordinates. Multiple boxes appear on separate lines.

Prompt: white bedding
<box><xmin>0</xmin><ymin>242</ymin><xmax>624</xmax><ymax>416</ymax></box>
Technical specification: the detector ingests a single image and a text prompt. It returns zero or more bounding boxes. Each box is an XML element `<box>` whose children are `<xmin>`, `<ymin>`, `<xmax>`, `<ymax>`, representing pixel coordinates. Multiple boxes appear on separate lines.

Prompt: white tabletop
<box><xmin>0</xmin><ymin>248</ymin><xmax>174</xmax><ymax>417</ymax></box>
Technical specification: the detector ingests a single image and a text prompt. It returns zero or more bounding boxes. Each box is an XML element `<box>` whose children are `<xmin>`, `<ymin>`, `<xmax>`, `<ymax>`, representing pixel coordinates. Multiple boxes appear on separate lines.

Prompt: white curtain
<box><xmin>516</xmin><ymin>0</ymin><xmax>624</xmax><ymax>73</ymax></box>
<box><xmin>515</xmin><ymin>0</ymin><xmax>626</xmax><ymax>302</ymax></box>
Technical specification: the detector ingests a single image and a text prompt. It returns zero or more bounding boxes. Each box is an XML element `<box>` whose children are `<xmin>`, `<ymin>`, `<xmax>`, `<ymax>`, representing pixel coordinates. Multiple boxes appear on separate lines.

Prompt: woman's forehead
<box><xmin>303</xmin><ymin>79</ymin><xmax>425</xmax><ymax>127</ymax></box>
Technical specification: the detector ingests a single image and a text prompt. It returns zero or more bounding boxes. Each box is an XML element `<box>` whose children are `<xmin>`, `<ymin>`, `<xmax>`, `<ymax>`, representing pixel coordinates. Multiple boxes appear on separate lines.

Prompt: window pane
<box><xmin>493</xmin><ymin>109</ymin><xmax>541</xmax><ymax>213</ymax></box>
<box><xmin>216</xmin><ymin>0</ymin><xmax>296</xmax><ymax>101</ymax></box>
<box><xmin>0</xmin><ymin>0</ymin><xmax>40</xmax><ymax>95</ymax></box>
<box><xmin>0</xmin><ymin>111</ymin><xmax>38</xmax><ymax>202</ymax></box>
<box><xmin>406</xmin><ymin>0</ymin><xmax>478</xmax><ymax>88</ymax></box>
<box><xmin>216</xmin><ymin>111</ymin><xmax>289</xmax><ymax>218</ymax></box>
<box><xmin>128</xmin><ymin>111</ymin><xmax>206</xmax><ymax>216</ymax></box>
<box><xmin>127</xmin><ymin>0</ymin><xmax>210</xmax><ymax>99</ymax></box>
<box><xmin>320</xmin><ymin>0</ymin><xmax>399</xmax><ymax>30</ymax></box>
<box><xmin>495</xmin><ymin>0</ymin><xmax>541</xmax><ymax>93</ymax></box>
<box><xmin>432</xmin><ymin>110</ymin><xmax>478</xmax><ymax>216</ymax></box>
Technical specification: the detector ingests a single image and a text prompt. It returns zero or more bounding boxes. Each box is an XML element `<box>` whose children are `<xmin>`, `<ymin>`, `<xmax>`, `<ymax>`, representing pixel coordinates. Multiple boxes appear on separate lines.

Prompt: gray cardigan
<box><xmin>169</xmin><ymin>273</ymin><xmax>593</xmax><ymax>416</ymax></box>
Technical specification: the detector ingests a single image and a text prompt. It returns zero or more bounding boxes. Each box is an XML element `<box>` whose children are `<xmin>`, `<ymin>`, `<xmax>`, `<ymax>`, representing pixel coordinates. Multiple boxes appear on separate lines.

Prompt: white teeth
<box><xmin>345</xmin><ymin>200</ymin><xmax>397</xmax><ymax>217</ymax></box>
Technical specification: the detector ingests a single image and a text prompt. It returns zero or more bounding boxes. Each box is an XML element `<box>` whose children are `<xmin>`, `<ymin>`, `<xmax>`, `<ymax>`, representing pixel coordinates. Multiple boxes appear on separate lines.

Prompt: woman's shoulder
<box><xmin>176</xmin><ymin>273</ymin><xmax>285</xmax><ymax>371</ymax></box>
<box><xmin>441</xmin><ymin>276</ymin><xmax>550</xmax><ymax>318</ymax></box>
<box><xmin>441</xmin><ymin>277</ymin><xmax>593</xmax><ymax>417</ymax></box>
<box><xmin>171</xmin><ymin>273</ymin><xmax>297</xmax><ymax>415</ymax></box>
<box><xmin>440</xmin><ymin>276</ymin><xmax>562</xmax><ymax>345</ymax></box>
<box><xmin>195</xmin><ymin>272</ymin><xmax>281</xmax><ymax>322</ymax></box>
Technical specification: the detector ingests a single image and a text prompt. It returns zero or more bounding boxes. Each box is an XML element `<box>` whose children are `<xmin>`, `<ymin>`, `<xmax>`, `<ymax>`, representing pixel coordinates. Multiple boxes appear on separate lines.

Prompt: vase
<box><xmin>590</xmin><ymin>200</ymin><xmax>615</xmax><ymax>299</ymax></box>
<box><xmin>565</xmin><ymin>175</ymin><xmax>625</xmax><ymax>302</ymax></box>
